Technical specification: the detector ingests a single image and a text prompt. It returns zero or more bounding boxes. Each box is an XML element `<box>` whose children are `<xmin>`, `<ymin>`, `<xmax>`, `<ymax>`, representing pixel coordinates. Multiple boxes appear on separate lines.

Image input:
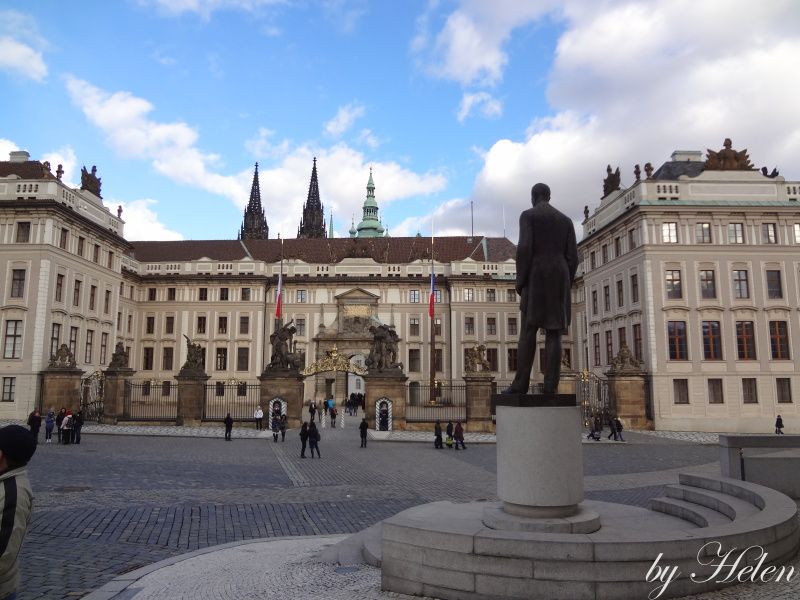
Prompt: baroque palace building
<box><xmin>0</xmin><ymin>151</ymin><xmax>530</xmax><ymax>420</ymax></box>
<box><xmin>578</xmin><ymin>140</ymin><xmax>800</xmax><ymax>432</ymax></box>
<box><xmin>3</xmin><ymin>140</ymin><xmax>798</xmax><ymax>432</ymax></box>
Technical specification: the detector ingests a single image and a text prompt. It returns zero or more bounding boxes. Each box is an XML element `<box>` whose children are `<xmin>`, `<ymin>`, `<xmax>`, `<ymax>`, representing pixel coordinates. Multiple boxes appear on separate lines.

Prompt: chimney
<box><xmin>670</xmin><ymin>150</ymin><xmax>703</xmax><ymax>162</ymax></box>
<box><xmin>9</xmin><ymin>150</ymin><xmax>30</xmax><ymax>163</ymax></box>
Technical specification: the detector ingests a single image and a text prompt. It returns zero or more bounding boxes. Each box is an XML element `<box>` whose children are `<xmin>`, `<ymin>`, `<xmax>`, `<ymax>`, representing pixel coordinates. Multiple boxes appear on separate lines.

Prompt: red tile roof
<box><xmin>130</xmin><ymin>236</ymin><xmax>516</xmax><ymax>264</ymax></box>
<box><xmin>0</xmin><ymin>160</ymin><xmax>59</xmax><ymax>180</ymax></box>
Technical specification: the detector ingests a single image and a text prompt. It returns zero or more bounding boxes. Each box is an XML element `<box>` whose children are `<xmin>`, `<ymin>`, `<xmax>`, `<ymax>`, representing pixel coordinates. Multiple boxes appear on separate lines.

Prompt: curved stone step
<box><xmin>664</xmin><ymin>484</ymin><xmax>761</xmax><ymax>521</ymax></box>
<box><xmin>650</xmin><ymin>496</ymin><xmax>732</xmax><ymax>528</ymax></box>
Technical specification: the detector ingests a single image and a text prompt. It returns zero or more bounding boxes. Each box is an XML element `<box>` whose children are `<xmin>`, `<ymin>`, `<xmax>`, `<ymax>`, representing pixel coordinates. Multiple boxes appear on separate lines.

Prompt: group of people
<box><xmin>306</xmin><ymin>399</ymin><xmax>339</xmax><ymax>426</ymax></box>
<box><xmin>27</xmin><ymin>408</ymin><xmax>84</xmax><ymax>445</ymax></box>
<box><xmin>586</xmin><ymin>414</ymin><xmax>625</xmax><ymax>442</ymax></box>
<box><xmin>433</xmin><ymin>420</ymin><xmax>466</xmax><ymax>450</ymax></box>
<box><xmin>346</xmin><ymin>393</ymin><xmax>365</xmax><ymax>416</ymax></box>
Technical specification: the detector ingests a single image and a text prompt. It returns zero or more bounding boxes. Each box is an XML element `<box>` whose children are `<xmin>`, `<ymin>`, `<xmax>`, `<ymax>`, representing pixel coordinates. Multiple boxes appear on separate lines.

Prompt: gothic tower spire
<box><xmin>239</xmin><ymin>163</ymin><xmax>269</xmax><ymax>240</ymax></box>
<box><xmin>297</xmin><ymin>157</ymin><xmax>326</xmax><ymax>239</ymax></box>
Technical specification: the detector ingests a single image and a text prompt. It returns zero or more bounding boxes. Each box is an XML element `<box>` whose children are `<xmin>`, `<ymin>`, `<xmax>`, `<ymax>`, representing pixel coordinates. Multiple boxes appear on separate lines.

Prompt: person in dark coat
<box><xmin>55</xmin><ymin>408</ymin><xmax>66</xmax><ymax>443</ymax></box>
<box><xmin>27</xmin><ymin>410</ymin><xmax>42</xmax><ymax>445</ymax></box>
<box><xmin>776</xmin><ymin>415</ymin><xmax>785</xmax><ymax>434</ymax></box>
<box><xmin>299</xmin><ymin>422</ymin><xmax>309</xmax><ymax>458</ymax></box>
<box><xmin>503</xmin><ymin>183</ymin><xmax>579</xmax><ymax>394</ymax></box>
<box><xmin>308</xmin><ymin>422</ymin><xmax>321</xmax><ymax>458</ymax></box>
<box><xmin>446</xmin><ymin>420</ymin><xmax>454</xmax><ymax>448</ymax></box>
<box><xmin>72</xmin><ymin>410</ymin><xmax>84</xmax><ymax>444</ymax></box>
<box><xmin>279</xmin><ymin>414</ymin><xmax>287</xmax><ymax>441</ymax></box>
<box><xmin>44</xmin><ymin>410</ymin><xmax>55</xmax><ymax>444</ymax></box>
<box><xmin>434</xmin><ymin>420</ymin><xmax>443</xmax><ymax>449</ymax></box>
<box><xmin>271</xmin><ymin>413</ymin><xmax>280</xmax><ymax>443</ymax></box>
<box><xmin>359</xmin><ymin>418</ymin><xmax>368</xmax><ymax>448</ymax></box>
<box><xmin>613</xmin><ymin>417</ymin><xmax>625</xmax><ymax>442</ymax></box>
<box><xmin>607</xmin><ymin>415</ymin><xmax>618</xmax><ymax>441</ymax></box>
<box><xmin>308</xmin><ymin>401</ymin><xmax>316</xmax><ymax>423</ymax></box>
<box><xmin>223</xmin><ymin>413</ymin><xmax>233</xmax><ymax>440</ymax></box>
<box><xmin>453</xmin><ymin>422</ymin><xmax>466</xmax><ymax>450</ymax></box>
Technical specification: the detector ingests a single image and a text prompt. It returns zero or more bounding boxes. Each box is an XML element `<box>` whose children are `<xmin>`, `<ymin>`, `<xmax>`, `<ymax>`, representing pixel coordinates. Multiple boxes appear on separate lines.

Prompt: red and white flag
<box><xmin>428</xmin><ymin>270</ymin><xmax>435</xmax><ymax>318</ymax></box>
<box><xmin>275</xmin><ymin>269</ymin><xmax>283</xmax><ymax>318</ymax></box>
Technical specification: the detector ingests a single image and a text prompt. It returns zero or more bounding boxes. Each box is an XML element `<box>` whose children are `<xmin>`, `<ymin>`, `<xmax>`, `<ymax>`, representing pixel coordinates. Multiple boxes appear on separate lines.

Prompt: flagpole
<box><xmin>429</xmin><ymin>216</ymin><xmax>436</xmax><ymax>403</ymax></box>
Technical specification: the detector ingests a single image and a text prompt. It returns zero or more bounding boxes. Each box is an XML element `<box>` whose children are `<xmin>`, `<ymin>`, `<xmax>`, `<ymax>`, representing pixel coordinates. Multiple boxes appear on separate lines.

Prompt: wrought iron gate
<box><xmin>80</xmin><ymin>371</ymin><xmax>104</xmax><ymax>423</ymax></box>
<box><xmin>577</xmin><ymin>370</ymin><xmax>613</xmax><ymax>428</ymax></box>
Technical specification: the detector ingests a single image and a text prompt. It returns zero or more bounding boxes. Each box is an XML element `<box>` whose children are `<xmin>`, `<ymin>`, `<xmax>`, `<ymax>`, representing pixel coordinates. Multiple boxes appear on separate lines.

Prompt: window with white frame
<box><xmin>1</xmin><ymin>378</ymin><xmax>15</xmax><ymax>402</ymax></box>
<box><xmin>3</xmin><ymin>320</ymin><xmax>22</xmax><ymax>359</ymax></box>
<box><xmin>10</xmin><ymin>269</ymin><xmax>25</xmax><ymax>298</ymax></box>
<box><xmin>464</xmin><ymin>288</ymin><xmax>474</xmax><ymax>302</ymax></box>
<box><xmin>409</xmin><ymin>290</ymin><xmax>420</xmax><ymax>303</ymax></box>
<box><xmin>728</xmin><ymin>223</ymin><xmax>745</xmax><ymax>244</ymax></box>
<box><xmin>661</xmin><ymin>222</ymin><xmax>678</xmax><ymax>243</ymax></box>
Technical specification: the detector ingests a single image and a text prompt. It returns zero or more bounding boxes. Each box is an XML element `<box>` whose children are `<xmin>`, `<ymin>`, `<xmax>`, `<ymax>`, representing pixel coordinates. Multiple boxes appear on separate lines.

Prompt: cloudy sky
<box><xmin>2</xmin><ymin>1</ymin><xmax>799</xmax><ymax>242</ymax></box>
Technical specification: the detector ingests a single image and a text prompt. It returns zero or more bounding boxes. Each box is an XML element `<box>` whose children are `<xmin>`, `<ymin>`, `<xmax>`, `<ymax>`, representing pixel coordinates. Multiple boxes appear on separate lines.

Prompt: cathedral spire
<box><xmin>239</xmin><ymin>163</ymin><xmax>269</xmax><ymax>240</ymax></box>
<box><xmin>355</xmin><ymin>167</ymin><xmax>385</xmax><ymax>237</ymax></box>
<box><xmin>297</xmin><ymin>157</ymin><xmax>326</xmax><ymax>239</ymax></box>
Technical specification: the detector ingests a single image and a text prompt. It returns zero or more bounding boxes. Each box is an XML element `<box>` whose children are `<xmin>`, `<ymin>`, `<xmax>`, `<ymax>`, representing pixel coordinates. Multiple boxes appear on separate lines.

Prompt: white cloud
<box><xmin>0</xmin><ymin>139</ymin><xmax>18</xmax><ymax>161</ymax></box>
<box><xmin>413</xmin><ymin>0</ymin><xmax>555</xmax><ymax>87</ymax></box>
<box><xmin>392</xmin><ymin>197</ymin><xmax>468</xmax><ymax>237</ymax></box>
<box><xmin>457</xmin><ymin>91</ymin><xmax>502</xmax><ymax>122</ymax></box>
<box><xmin>322</xmin><ymin>0</ymin><xmax>367</xmax><ymax>34</ymax></box>
<box><xmin>41</xmin><ymin>146</ymin><xmax>79</xmax><ymax>188</ymax></box>
<box><xmin>0</xmin><ymin>36</ymin><xmax>47</xmax><ymax>82</ymax></box>
<box><xmin>151</xmin><ymin>50</ymin><xmax>177</xmax><ymax>66</ymax></box>
<box><xmin>436</xmin><ymin>0</ymin><xmax>800</xmax><ymax>243</ymax></box>
<box><xmin>106</xmin><ymin>199</ymin><xmax>184</xmax><ymax>241</ymax></box>
<box><xmin>356</xmin><ymin>128</ymin><xmax>381</xmax><ymax>149</ymax></box>
<box><xmin>245</xmin><ymin>127</ymin><xmax>291</xmax><ymax>159</ymax></box>
<box><xmin>64</xmin><ymin>76</ymin><xmax>250</xmax><ymax>207</ymax></box>
<box><xmin>324</xmin><ymin>103</ymin><xmax>366</xmax><ymax>137</ymax></box>
<box><xmin>140</xmin><ymin>0</ymin><xmax>284</xmax><ymax>18</ymax></box>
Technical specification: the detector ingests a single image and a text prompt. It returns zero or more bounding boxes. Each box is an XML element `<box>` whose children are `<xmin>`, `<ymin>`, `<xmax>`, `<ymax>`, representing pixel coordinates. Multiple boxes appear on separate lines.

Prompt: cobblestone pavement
<box><xmin>13</xmin><ymin>416</ymin><xmax>730</xmax><ymax>599</ymax></box>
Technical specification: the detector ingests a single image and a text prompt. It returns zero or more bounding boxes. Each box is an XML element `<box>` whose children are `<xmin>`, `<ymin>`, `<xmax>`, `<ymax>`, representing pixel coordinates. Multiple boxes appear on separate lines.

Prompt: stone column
<box><xmin>558</xmin><ymin>369</ymin><xmax>577</xmax><ymax>395</ymax></box>
<box><xmin>491</xmin><ymin>393</ymin><xmax>587</xmax><ymax>522</ymax></box>
<box><xmin>176</xmin><ymin>373</ymin><xmax>210</xmax><ymax>426</ymax></box>
<box><xmin>364</xmin><ymin>370</ymin><xmax>408</xmax><ymax>430</ymax></box>
<box><xmin>605</xmin><ymin>342</ymin><xmax>652</xmax><ymax>430</ymax></box>
<box><xmin>607</xmin><ymin>373</ymin><xmax>652</xmax><ymax>430</ymax></box>
<box><xmin>259</xmin><ymin>370</ymin><xmax>305</xmax><ymax>428</ymax></box>
<box><xmin>40</xmin><ymin>367</ymin><xmax>84</xmax><ymax>413</ymax></box>
<box><xmin>102</xmin><ymin>367</ymin><xmax>135</xmax><ymax>424</ymax></box>
<box><xmin>463</xmin><ymin>374</ymin><xmax>495</xmax><ymax>432</ymax></box>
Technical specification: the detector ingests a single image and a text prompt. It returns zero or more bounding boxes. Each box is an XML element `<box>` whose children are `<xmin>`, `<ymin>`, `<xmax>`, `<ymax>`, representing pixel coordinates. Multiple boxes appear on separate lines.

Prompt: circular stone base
<box><xmin>482</xmin><ymin>502</ymin><xmax>601</xmax><ymax>533</ymax></box>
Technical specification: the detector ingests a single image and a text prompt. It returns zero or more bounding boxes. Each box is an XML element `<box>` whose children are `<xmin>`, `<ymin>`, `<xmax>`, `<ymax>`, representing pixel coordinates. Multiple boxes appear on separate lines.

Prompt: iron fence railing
<box><xmin>406</xmin><ymin>382</ymin><xmax>467</xmax><ymax>422</ymax></box>
<box><xmin>203</xmin><ymin>382</ymin><xmax>260</xmax><ymax>421</ymax></box>
<box><xmin>122</xmin><ymin>380</ymin><xmax>178</xmax><ymax>421</ymax></box>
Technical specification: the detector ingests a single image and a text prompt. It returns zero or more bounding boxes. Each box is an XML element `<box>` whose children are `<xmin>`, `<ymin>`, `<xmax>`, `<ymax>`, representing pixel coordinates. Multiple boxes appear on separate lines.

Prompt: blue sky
<box><xmin>2</xmin><ymin>1</ymin><xmax>799</xmax><ymax>242</ymax></box>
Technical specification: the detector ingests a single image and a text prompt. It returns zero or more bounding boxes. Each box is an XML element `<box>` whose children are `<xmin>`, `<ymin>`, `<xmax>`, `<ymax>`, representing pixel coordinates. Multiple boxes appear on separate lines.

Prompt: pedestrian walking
<box><xmin>607</xmin><ymin>415</ymin><xmax>618</xmax><ymax>441</ymax></box>
<box><xmin>72</xmin><ymin>410</ymin><xmax>84</xmax><ymax>444</ymax></box>
<box><xmin>55</xmin><ymin>408</ymin><xmax>66</xmax><ymax>443</ymax></box>
<box><xmin>359</xmin><ymin>417</ymin><xmax>368</xmax><ymax>448</ymax></box>
<box><xmin>613</xmin><ymin>417</ymin><xmax>625</xmax><ymax>442</ymax></box>
<box><xmin>308</xmin><ymin>422</ymin><xmax>321</xmax><ymax>458</ymax></box>
<box><xmin>299</xmin><ymin>422</ymin><xmax>309</xmax><ymax>458</ymax></box>
<box><xmin>453</xmin><ymin>421</ymin><xmax>466</xmax><ymax>450</ymax></box>
<box><xmin>271</xmin><ymin>412</ymin><xmax>280</xmax><ymax>443</ymax></box>
<box><xmin>446</xmin><ymin>420</ymin><xmax>454</xmax><ymax>449</ymax></box>
<box><xmin>330</xmin><ymin>406</ymin><xmax>337</xmax><ymax>429</ymax></box>
<box><xmin>309</xmin><ymin>401</ymin><xmax>317</xmax><ymax>423</ymax></box>
<box><xmin>280</xmin><ymin>414</ymin><xmax>287</xmax><ymax>442</ymax></box>
<box><xmin>254</xmin><ymin>405</ymin><xmax>264</xmax><ymax>430</ymax></box>
<box><xmin>776</xmin><ymin>415</ymin><xmax>785</xmax><ymax>435</ymax></box>
<box><xmin>434</xmin><ymin>420</ymin><xmax>443</xmax><ymax>449</ymax></box>
<box><xmin>0</xmin><ymin>425</ymin><xmax>37</xmax><ymax>600</ymax></box>
<box><xmin>224</xmin><ymin>412</ymin><xmax>233</xmax><ymax>440</ymax></box>
<box><xmin>60</xmin><ymin>411</ymin><xmax>73</xmax><ymax>445</ymax></box>
<box><xmin>44</xmin><ymin>410</ymin><xmax>55</xmax><ymax>444</ymax></box>
<box><xmin>27</xmin><ymin>410</ymin><xmax>42</xmax><ymax>446</ymax></box>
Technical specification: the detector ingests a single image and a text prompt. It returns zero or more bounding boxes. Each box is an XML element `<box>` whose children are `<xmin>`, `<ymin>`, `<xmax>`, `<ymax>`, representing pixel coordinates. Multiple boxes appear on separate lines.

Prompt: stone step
<box><xmin>649</xmin><ymin>496</ymin><xmax>732</xmax><ymax>528</ymax></box>
<box><xmin>678</xmin><ymin>472</ymin><xmax>764</xmax><ymax>508</ymax></box>
<box><xmin>362</xmin><ymin>522</ymin><xmax>383</xmax><ymax>567</ymax></box>
<box><xmin>667</xmin><ymin>482</ymin><xmax>761</xmax><ymax>521</ymax></box>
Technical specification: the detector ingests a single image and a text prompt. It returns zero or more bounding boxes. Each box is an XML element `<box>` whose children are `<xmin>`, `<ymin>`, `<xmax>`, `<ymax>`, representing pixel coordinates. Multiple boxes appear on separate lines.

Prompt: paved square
<box><xmin>20</xmin><ymin>417</ymin><xmax>722</xmax><ymax>599</ymax></box>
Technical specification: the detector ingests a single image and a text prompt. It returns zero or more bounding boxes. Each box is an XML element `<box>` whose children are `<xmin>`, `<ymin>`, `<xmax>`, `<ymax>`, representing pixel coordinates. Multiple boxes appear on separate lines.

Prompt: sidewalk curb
<box><xmin>82</xmin><ymin>534</ymin><xmax>346</xmax><ymax>599</ymax></box>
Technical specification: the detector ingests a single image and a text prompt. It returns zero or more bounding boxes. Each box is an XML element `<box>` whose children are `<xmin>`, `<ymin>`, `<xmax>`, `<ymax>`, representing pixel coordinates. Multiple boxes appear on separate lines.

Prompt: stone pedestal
<box><xmin>492</xmin><ymin>394</ymin><xmax>585</xmax><ymax>520</ymax></box>
<box><xmin>364</xmin><ymin>370</ymin><xmax>408</xmax><ymax>430</ymax></box>
<box><xmin>176</xmin><ymin>372</ymin><xmax>210</xmax><ymax>426</ymax></box>
<box><xmin>558</xmin><ymin>370</ymin><xmax>577</xmax><ymax>395</ymax></box>
<box><xmin>40</xmin><ymin>367</ymin><xmax>84</xmax><ymax>413</ymax></box>
<box><xmin>259</xmin><ymin>369</ymin><xmax>305</xmax><ymax>428</ymax></box>
<box><xmin>607</xmin><ymin>373</ymin><xmax>652</xmax><ymax>430</ymax></box>
<box><xmin>102</xmin><ymin>368</ymin><xmax>135</xmax><ymax>424</ymax></box>
<box><xmin>463</xmin><ymin>374</ymin><xmax>495</xmax><ymax>432</ymax></box>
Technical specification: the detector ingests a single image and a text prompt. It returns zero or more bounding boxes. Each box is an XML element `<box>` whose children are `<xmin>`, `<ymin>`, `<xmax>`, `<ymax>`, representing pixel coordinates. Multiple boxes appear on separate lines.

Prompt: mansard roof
<box><xmin>0</xmin><ymin>160</ymin><xmax>59</xmax><ymax>180</ymax></box>
<box><xmin>651</xmin><ymin>161</ymin><xmax>706</xmax><ymax>180</ymax></box>
<box><xmin>129</xmin><ymin>236</ymin><xmax>516</xmax><ymax>265</ymax></box>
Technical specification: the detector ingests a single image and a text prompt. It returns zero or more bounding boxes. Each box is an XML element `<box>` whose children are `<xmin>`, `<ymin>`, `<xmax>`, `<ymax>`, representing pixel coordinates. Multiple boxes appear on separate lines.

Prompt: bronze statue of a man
<box><xmin>503</xmin><ymin>183</ymin><xmax>578</xmax><ymax>395</ymax></box>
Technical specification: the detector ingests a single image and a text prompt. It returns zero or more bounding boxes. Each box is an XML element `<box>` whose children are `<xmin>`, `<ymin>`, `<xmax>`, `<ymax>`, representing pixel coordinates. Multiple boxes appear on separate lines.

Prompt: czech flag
<box><xmin>428</xmin><ymin>270</ymin><xmax>435</xmax><ymax>318</ymax></box>
<box><xmin>275</xmin><ymin>270</ymin><xmax>283</xmax><ymax>318</ymax></box>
